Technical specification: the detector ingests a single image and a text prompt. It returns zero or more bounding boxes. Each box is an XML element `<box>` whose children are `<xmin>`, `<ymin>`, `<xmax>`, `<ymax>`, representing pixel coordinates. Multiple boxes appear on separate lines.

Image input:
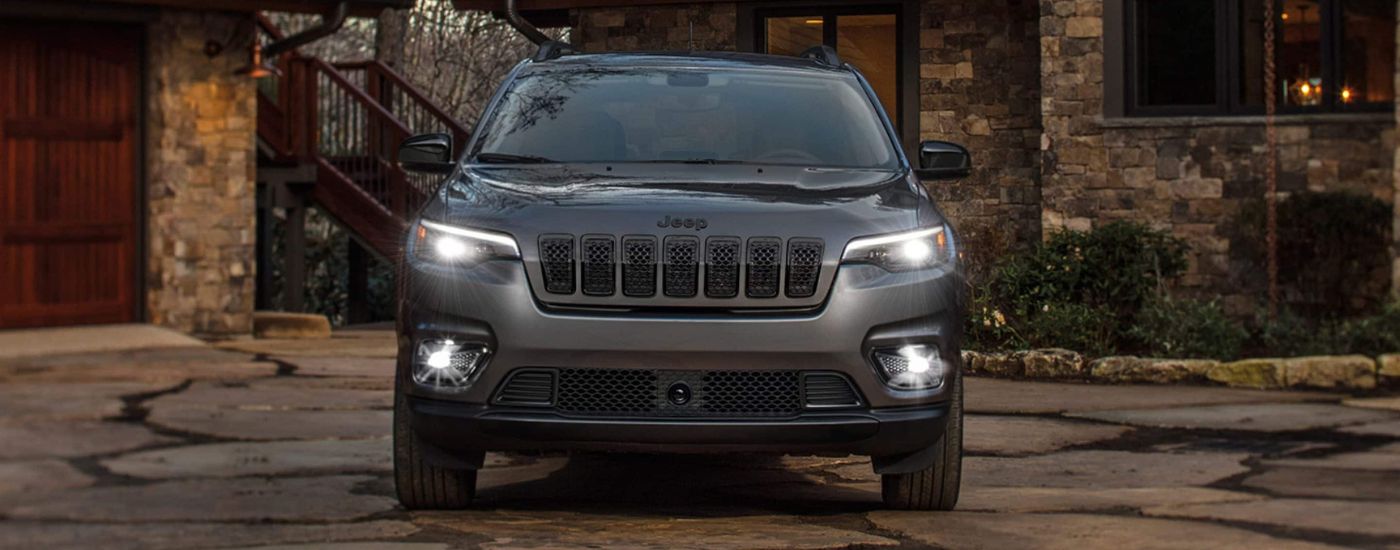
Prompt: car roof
<box><xmin>526</xmin><ymin>51</ymin><xmax>852</xmax><ymax>75</ymax></box>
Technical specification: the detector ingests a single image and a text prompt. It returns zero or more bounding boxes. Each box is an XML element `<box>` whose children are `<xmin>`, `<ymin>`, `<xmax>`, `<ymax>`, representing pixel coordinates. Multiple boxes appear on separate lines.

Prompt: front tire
<box><xmin>393</xmin><ymin>385</ymin><xmax>477</xmax><ymax>510</ymax></box>
<box><xmin>880</xmin><ymin>374</ymin><xmax>962</xmax><ymax>510</ymax></box>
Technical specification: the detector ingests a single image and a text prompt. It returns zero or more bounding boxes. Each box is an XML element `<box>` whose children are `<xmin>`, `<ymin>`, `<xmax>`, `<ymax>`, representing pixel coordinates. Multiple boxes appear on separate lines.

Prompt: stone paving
<box><xmin>0</xmin><ymin>330</ymin><xmax>1397</xmax><ymax>549</ymax></box>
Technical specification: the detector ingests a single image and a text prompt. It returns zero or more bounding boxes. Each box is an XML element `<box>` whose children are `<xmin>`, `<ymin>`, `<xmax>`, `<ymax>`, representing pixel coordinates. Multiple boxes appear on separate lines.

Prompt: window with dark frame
<box><xmin>1126</xmin><ymin>0</ymin><xmax>1395</xmax><ymax>116</ymax></box>
<box><xmin>758</xmin><ymin>6</ymin><xmax>902</xmax><ymax>126</ymax></box>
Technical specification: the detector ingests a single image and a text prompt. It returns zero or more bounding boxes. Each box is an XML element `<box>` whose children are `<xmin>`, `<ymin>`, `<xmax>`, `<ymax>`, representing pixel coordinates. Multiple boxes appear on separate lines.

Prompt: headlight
<box><xmin>413</xmin><ymin>220</ymin><xmax>520</xmax><ymax>265</ymax></box>
<box><xmin>841</xmin><ymin>226</ymin><xmax>953</xmax><ymax>272</ymax></box>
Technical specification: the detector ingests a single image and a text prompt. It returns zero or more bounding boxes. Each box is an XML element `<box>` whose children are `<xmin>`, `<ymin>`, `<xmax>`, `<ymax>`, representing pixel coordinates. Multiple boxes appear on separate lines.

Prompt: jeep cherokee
<box><xmin>393</xmin><ymin>44</ymin><xmax>971</xmax><ymax>511</ymax></box>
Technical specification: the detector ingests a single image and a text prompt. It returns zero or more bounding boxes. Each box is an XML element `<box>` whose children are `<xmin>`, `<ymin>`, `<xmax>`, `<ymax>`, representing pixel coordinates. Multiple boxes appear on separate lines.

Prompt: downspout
<box><xmin>505</xmin><ymin>0</ymin><xmax>550</xmax><ymax>46</ymax></box>
<box><xmin>264</xmin><ymin>1</ymin><xmax>350</xmax><ymax>58</ymax></box>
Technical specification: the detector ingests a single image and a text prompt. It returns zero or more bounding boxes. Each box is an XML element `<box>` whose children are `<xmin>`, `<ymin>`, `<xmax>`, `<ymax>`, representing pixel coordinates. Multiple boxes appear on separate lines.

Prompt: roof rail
<box><xmin>533</xmin><ymin>40</ymin><xmax>579</xmax><ymax>62</ymax></box>
<box><xmin>799</xmin><ymin>45</ymin><xmax>842</xmax><ymax>67</ymax></box>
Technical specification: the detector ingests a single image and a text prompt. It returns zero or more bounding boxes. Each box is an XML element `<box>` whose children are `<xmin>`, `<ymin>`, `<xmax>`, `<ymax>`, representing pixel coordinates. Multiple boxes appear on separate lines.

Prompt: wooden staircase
<box><xmin>254</xmin><ymin>15</ymin><xmax>470</xmax><ymax>261</ymax></box>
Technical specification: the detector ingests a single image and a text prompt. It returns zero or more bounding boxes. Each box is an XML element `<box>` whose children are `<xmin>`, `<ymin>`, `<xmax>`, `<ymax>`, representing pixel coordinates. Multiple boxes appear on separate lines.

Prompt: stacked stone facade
<box><xmin>572</xmin><ymin>1</ymin><xmax>1397</xmax><ymax>306</ymax></box>
<box><xmin>145</xmin><ymin>10</ymin><xmax>258</xmax><ymax>336</ymax></box>
<box><xmin>572</xmin><ymin>3</ymin><xmax>737</xmax><ymax>52</ymax></box>
<box><xmin>1041</xmin><ymin>0</ymin><xmax>1395</xmax><ymax>312</ymax></box>
<box><xmin>917</xmin><ymin>0</ymin><xmax>1042</xmax><ymax>271</ymax></box>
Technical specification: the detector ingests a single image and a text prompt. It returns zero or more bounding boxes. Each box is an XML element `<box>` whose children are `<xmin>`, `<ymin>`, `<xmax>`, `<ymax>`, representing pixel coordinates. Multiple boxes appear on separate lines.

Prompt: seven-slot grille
<box><xmin>538</xmin><ymin>234</ymin><xmax>826</xmax><ymax>300</ymax></box>
<box><xmin>493</xmin><ymin>367</ymin><xmax>862</xmax><ymax>417</ymax></box>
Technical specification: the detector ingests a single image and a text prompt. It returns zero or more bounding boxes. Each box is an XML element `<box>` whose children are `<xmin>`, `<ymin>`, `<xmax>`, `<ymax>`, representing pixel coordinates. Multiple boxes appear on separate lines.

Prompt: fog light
<box><xmin>413</xmin><ymin>339</ymin><xmax>488</xmax><ymax>390</ymax></box>
<box><xmin>873</xmin><ymin>345</ymin><xmax>946</xmax><ymax>390</ymax></box>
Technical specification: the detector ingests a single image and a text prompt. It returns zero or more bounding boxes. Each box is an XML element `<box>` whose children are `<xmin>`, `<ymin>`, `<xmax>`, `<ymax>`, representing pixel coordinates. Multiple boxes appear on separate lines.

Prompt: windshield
<box><xmin>471</xmin><ymin>66</ymin><xmax>900</xmax><ymax>169</ymax></box>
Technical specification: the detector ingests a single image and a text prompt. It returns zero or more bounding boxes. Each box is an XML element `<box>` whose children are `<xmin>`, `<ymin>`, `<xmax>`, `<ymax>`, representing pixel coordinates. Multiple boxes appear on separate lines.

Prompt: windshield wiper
<box><xmin>473</xmin><ymin>152</ymin><xmax>556</xmax><ymax>164</ymax></box>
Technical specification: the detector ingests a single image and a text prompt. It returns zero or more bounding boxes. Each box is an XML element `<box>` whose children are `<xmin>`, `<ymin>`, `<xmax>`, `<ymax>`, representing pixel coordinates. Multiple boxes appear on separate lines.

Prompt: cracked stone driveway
<box><xmin>2</xmin><ymin>329</ymin><xmax>1398</xmax><ymax>549</ymax></box>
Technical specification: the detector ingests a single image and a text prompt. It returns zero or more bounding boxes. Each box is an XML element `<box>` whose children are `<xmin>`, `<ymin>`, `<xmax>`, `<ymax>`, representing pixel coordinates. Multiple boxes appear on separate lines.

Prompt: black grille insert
<box><xmin>745</xmin><ymin>237</ymin><xmax>782</xmax><ymax>298</ymax></box>
<box><xmin>700</xmin><ymin>370</ymin><xmax>802</xmax><ymax>416</ymax></box>
<box><xmin>663</xmin><ymin>236</ymin><xmax>699</xmax><ymax>298</ymax></box>
<box><xmin>621</xmin><ymin>236</ymin><xmax>657</xmax><ymax>297</ymax></box>
<box><xmin>581</xmin><ymin>235</ymin><xmax>616</xmax><ymax>296</ymax></box>
<box><xmin>802</xmin><ymin>373</ymin><xmax>861</xmax><ymax>407</ymax></box>
<box><xmin>494</xmin><ymin>369</ymin><xmax>555</xmax><ymax>406</ymax></box>
<box><xmin>785</xmin><ymin>239</ymin><xmax>824</xmax><ymax>298</ymax></box>
<box><xmin>704</xmin><ymin>237</ymin><xmax>741</xmax><ymax>298</ymax></box>
<box><xmin>556</xmin><ymin>368</ymin><xmax>658</xmax><ymax>415</ymax></box>
<box><xmin>539</xmin><ymin>235</ymin><xmax>575</xmax><ymax>294</ymax></box>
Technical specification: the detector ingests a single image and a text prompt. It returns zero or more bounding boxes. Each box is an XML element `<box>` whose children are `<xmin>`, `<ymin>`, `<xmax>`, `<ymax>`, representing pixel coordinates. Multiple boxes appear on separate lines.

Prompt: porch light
<box><xmin>235</xmin><ymin>43</ymin><xmax>281</xmax><ymax>79</ymax></box>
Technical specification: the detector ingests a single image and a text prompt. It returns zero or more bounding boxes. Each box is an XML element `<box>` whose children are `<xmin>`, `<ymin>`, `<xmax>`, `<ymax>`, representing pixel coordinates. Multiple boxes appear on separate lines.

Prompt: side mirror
<box><xmin>399</xmin><ymin>133</ymin><xmax>455</xmax><ymax>174</ymax></box>
<box><xmin>916</xmin><ymin>141</ymin><xmax>972</xmax><ymax>180</ymax></box>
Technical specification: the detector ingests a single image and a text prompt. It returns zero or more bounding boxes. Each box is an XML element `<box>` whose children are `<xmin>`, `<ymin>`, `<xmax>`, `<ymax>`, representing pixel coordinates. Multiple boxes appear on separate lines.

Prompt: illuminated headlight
<box><xmin>413</xmin><ymin>220</ymin><xmax>519</xmax><ymax>266</ymax></box>
<box><xmin>873</xmin><ymin>345</ymin><xmax>946</xmax><ymax>390</ymax></box>
<box><xmin>413</xmin><ymin>339</ymin><xmax>489</xmax><ymax>390</ymax></box>
<box><xmin>841</xmin><ymin>226</ymin><xmax>953</xmax><ymax>272</ymax></box>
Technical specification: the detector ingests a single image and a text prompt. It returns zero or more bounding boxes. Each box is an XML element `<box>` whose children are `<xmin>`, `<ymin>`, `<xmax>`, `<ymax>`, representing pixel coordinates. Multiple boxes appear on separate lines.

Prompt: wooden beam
<box><xmin>84</xmin><ymin>0</ymin><xmax>413</xmax><ymax>16</ymax></box>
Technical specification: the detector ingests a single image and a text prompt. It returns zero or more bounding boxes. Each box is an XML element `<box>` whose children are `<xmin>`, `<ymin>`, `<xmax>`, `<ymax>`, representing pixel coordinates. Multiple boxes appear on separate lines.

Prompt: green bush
<box><xmin>1336</xmin><ymin>301</ymin><xmax>1400</xmax><ymax>357</ymax></box>
<box><xmin>969</xmin><ymin>222</ymin><xmax>1188</xmax><ymax>355</ymax></box>
<box><xmin>1129</xmin><ymin>298</ymin><xmax>1247</xmax><ymax>360</ymax></box>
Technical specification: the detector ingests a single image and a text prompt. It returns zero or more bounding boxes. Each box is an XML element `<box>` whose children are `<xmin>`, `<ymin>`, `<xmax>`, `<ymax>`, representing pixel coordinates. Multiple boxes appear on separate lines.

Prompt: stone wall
<box><xmin>1041</xmin><ymin>0</ymin><xmax>1396</xmax><ymax>312</ymax></box>
<box><xmin>572</xmin><ymin>3</ymin><xmax>737</xmax><ymax>51</ymax></box>
<box><xmin>145</xmin><ymin>10</ymin><xmax>257</xmax><ymax>336</ymax></box>
<box><xmin>918</xmin><ymin>0</ymin><xmax>1043</xmax><ymax>271</ymax></box>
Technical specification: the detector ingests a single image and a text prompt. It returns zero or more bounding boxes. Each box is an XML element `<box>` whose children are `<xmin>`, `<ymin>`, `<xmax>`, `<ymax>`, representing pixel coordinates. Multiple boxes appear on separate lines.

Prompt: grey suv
<box><xmin>393</xmin><ymin>44</ymin><xmax>971</xmax><ymax>511</ymax></box>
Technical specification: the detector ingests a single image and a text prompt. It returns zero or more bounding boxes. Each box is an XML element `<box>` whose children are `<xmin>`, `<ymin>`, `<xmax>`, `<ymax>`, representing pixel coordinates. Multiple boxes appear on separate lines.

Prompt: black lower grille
<box><xmin>494</xmin><ymin>369</ymin><xmax>556</xmax><ymax>406</ymax></box>
<box><xmin>507</xmin><ymin>368</ymin><xmax>860</xmax><ymax>418</ymax></box>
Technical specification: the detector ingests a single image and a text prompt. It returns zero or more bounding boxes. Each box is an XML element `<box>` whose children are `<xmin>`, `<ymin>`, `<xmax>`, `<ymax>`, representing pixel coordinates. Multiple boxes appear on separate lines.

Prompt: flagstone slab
<box><xmin>0</xmin><ymin>421</ymin><xmax>173</xmax><ymax>460</ymax></box>
<box><xmin>0</xmin><ymin>475</ymin><xmax>395</xmax><ymax>522</ymax></box>
<box><xmin>958</xmin><ymin>486</ymin><xmax>1265</xmax><ymax>513</ymax></box>
<box><xmin>1339</xmin><ymin>419</ymin><xmax>1400</xmax><ymax>437</ymax></box>
<box><xmin>416</xmin><ymin>511</ymin><xmax>897</xmax><ymax>550</ymax></box>
<box><xmin>148</xmin><ymin>380</ymin><xmax>390</xmax><ymax>412</ymax></box>
<box><xmin>246</xmin><ymin>544</ymin><xmax>448</xmax><ymax>550</ymax></box>
<box><xmin>1146</xmin><ymin>498</ymin><xmax>1400</xmax><ymax>538</ymax></box>
<box><xmin>0</xmin><ymin>459</ymin><xmax>94</xmax><ymax>496</ymax></box>
<box><xmin>216</xmin><ymin>333</ymin><xmax>396</xmax><ymax>358</ymax></box>
<box><xmin>966</xmin><ymin>415</ymin><xmax>1131</xmax><ymax>455</ymax></box>
<box><xmin>277</xmin><ymin>356</ymin><xmax>395</xmax><ymax>378</ymax></box>
<box><xmin>868</xmin><ymin>511</ymin><xmax>1340</xmax><ymax>550</ymax></box>
<box><xmin>0</xmin><ymin>382</ymin><xmax>169</xmax><ymax>422</ymax></box>
<box><xmin>1242</xmin><ymin>467</ymin><xmax>1400</xmax><ymax>500</ymax></box>
<box><xmin>146</xmin><ymin>406</ymin><xmax>391</xmax><ymax>441</ymax></box>
<box><xmin>964</xmin><ymin>450</ymin><xmax>1251</xmax><ymax>489</ymax></box>
<box><xmin>0</xmin><ymin>520</ymin><xmax>418</xmax><ymax>550</ymax></box>
<box><xmin>0</xmin><ymin>348</ymin><xmax>272</xmax><ymax>385</ymax></box>
<box><xmin>1262</xmin><ymin>443</ymin><xmax>1400</xmax><ymax>471</ymax></box>
<box><xmin>1069</xmin><ymin>403</ymin><xmax>1397</xmax><ymax>432</ymax></box>
<box><xmin>102</xmin><ymin>438</ymin><xmax>390</xmax><ymax>479</ymax></box>
<box><xmin>966</xmin><ymin>377</ymin><xmax>1326</xmax><ymax>415</ymax></box>
<box><xmin>1342</xmin><ymin>396</ymin><xmax>1400</xmax><ymax>412</ymax></box>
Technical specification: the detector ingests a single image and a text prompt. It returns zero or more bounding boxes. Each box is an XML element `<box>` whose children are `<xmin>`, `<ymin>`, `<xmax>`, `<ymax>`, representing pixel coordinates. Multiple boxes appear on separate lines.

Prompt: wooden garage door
<box><xmin>0</xmin><ymin>22</ymin><xmax>141</xmax><ymax>329</ymax></box>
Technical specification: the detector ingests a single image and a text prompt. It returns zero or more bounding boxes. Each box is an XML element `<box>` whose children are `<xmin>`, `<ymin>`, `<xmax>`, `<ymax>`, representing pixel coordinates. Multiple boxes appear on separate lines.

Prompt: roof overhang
<box><xmin>85</xmin><ymin>0</ymin><xmax>414</xmax><ymax>16</ymax></box>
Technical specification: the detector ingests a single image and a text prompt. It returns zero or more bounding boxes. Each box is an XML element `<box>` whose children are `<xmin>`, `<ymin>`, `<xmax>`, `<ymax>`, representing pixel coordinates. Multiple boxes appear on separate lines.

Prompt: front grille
<box><xmin>539</xmin><ymin>235</ymin><xmax>575</xmax><ymax>294</ymax></box>
<box><xmin>704</xmin><ymin>237</ymin><xmax>740</xmax><ymax>298</ymax></box>
<box><xmin>536</xmin><ymin>234</ymin><xmax>826</xmax><ymax>302</ymax></box>
<box><xmin>663</xmin><ymin>236</ymin><xmax>699</xmax><ymax>297</ymax></box>
<box><xmin>621</xmin><ymin>236</ymin><xmax>657</xmax><ymax>297</ymax></box>
<box><xmin>785</xmin><ymin>239</ymin><xmax>823</xmax><ymax>298</ymax></box>
<box><xmin>581</xmin><ymin>235</ymin><xmax>616</xmax><ymax>296</ymax></box>
<box><xmin>746</xmin><ymin>238</ymin><xmax>782</xmax><ymax>298</ymax></box>
<box><xmin>501</xmin><ymin>368</ymin><xmax>861</xmax><ymax>418</ymax></box>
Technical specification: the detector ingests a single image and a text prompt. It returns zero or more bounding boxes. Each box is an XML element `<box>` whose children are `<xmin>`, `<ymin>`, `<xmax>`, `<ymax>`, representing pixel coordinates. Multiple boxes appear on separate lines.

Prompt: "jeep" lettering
<box><xmin>656</xmin><ymin>216</ymin><xmax>708</xmax><ymax>231</ymax></box>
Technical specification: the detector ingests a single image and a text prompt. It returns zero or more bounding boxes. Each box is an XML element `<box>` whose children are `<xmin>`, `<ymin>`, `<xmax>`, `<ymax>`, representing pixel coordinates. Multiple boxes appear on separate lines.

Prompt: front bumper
<box><xmin>399</xmin><ymin>259</ymin><xmax>966</xmax><ymax>410</ymax></box>
<box><xmin>410</xmin><ymin>397</ymin><xmax>950</xmax><ymax>456</ymax></box>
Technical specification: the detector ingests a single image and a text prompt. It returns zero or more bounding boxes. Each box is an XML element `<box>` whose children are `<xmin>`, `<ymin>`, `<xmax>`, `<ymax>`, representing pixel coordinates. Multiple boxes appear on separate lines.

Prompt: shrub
<box><xmin>969</xmin><ymin>222</ymin><xmax>1188</xmax><ymax>355</ymax></box>
<box><xmin>1336</xmin><ymin>301</ymin><xmax>1400</xmax><ymax>357</ymax></box>
<box><xmin>1128</xmin><ymin>298</ymin><xmax>1247</xmax><ymax>360</ymax></box>
<box><xmin>1236</xmin><ymin>192</ymin><xmax>1392</xmax><ymax>318</ymax></box>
